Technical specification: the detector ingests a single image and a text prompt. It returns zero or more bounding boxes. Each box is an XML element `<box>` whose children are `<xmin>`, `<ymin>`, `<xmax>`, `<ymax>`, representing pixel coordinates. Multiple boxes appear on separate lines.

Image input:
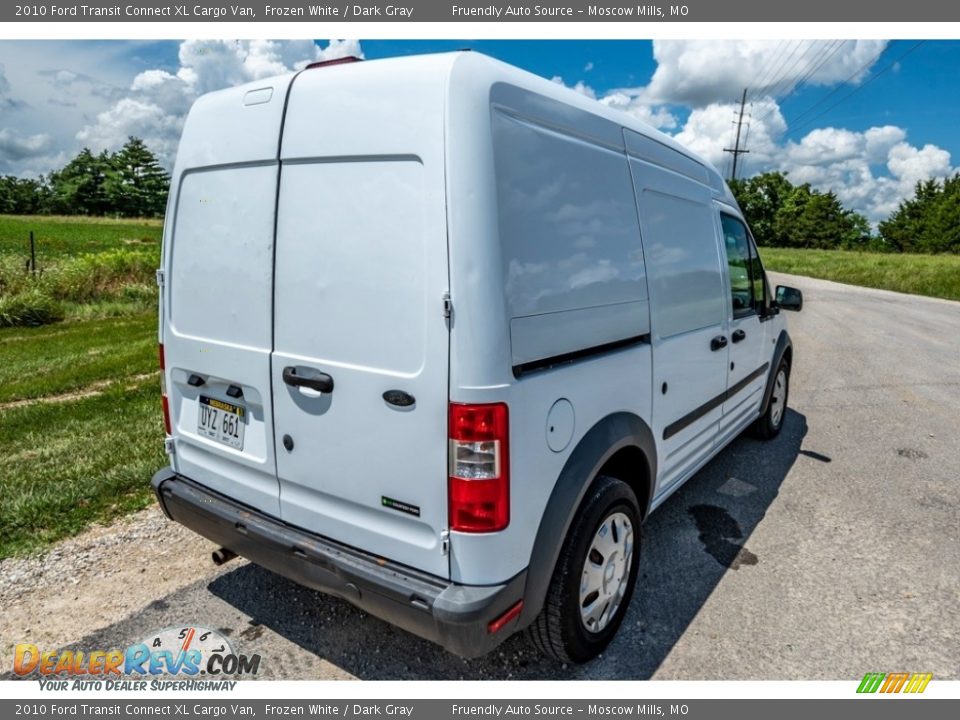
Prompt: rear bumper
<box><xmin>151</xmin><ymin>468</ymin><xmax>526</xmax><ymax>658</ymax></box>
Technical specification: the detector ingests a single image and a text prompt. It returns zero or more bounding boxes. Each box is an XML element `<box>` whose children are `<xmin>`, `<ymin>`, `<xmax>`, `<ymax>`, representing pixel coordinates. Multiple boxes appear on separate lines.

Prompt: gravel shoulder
<box><xmin>0</xmin><ymin>506</ymin><xmax>226</xmax><ymax>660</ymax></box>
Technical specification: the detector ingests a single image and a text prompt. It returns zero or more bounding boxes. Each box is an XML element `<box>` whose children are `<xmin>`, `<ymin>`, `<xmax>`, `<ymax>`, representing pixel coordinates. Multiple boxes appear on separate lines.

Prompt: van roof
<box><xmin>278</xmin><ymin>50</ymin><xmax>737</xmax><ymax>206</ymax></box>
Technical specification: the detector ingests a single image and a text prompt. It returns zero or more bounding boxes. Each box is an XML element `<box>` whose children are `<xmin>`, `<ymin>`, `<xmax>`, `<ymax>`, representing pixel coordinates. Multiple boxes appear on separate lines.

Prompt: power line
<box><xmin>752</xmin><ymin>40</ymin><xmax>804</xmax><ymax>104</ymax></box>
<box><xmin>775</xmin><ymin>40</ymin><xmax>836</xmax><ymax>100</ymax></box>
<box><xmin>752</xmin><ymin>39</ymin><xmax>848</xmax><ymax>127</ymax></box>
<box><xmin>765</xmin><ymin>40</ymin><xmax>820</xmax><ymax>102</ymax></box>
<box><xmin>749</xmin><ymin>40</ymin><xmax>789</xmax><ymax>101</ymax></box>
<box><xmin>785</xmin><ymin>41</ymin><xmax>897</xmax><ymax>130</ymax></box>
<box><xmin>792</xmin><ymin>39</ymin><xmax>848</xmax><ymax>94</ymax></box>
<box><xmin>785</xmin><ymin>41</ymin><xmax>926</xmax><ymax>138</ymax></box>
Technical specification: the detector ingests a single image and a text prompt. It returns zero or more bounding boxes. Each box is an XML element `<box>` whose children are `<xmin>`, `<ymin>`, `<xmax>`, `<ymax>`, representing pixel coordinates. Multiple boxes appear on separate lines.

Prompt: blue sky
<box><xmin>0</xmin><ymin>39</ymin><xmax>957</xmax><ymax>223</ymax></box>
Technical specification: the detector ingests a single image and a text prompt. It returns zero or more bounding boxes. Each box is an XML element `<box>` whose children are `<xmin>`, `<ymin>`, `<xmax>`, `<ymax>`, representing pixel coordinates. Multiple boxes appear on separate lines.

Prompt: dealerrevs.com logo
<box><xmin>13</xmin><ymin>626</ymin><xmax>261</xmax><ymax>691</ymax></box>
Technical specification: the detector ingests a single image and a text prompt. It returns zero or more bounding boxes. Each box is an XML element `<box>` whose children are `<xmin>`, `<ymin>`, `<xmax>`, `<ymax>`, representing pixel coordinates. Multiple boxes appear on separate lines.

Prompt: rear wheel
<box><xmin>530</xmin><ymin>476</ymin><xmax>640</xmax><ymax>664</ymax></box>
<box><xmin>752</xmin><ymin>359</ymin><xmax>789</xmax><ymax>439</ymax></box>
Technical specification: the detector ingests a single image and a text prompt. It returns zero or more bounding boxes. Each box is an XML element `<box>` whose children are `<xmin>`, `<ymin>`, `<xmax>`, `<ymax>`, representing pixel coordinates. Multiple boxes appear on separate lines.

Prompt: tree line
<box><xmin>731</xmin><ymin>171</ymin><xmax>960</xmax><ymax>253</ymax></box>
<box><xmin>0</xmin><ymin>137</ymin><xmax>169</xmax><ymax>218</ymax></box>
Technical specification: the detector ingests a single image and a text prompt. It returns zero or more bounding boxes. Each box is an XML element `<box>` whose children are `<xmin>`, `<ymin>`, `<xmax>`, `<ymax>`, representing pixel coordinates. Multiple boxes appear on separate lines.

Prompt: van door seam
<box><xmin>268</xmin><ymin>69</ymin><xmax>307</xmax><ymax>490</ymax></box>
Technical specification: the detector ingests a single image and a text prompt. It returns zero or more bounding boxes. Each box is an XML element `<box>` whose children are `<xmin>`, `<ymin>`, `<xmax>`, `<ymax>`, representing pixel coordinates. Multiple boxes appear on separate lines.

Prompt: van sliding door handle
<box><xmin>710</xmin><ymin>336</ymin><xmax>728</xmax><ymax>351</ymax></box>
<box><xmin>283</xmin><ymin>366</ymin><xmax>334</xmax><ymax>393</ymax></box>
<box><xmin>731</xmin><ymin>329</ymin><xmax>746</xmax><ymax>343</ymax></box>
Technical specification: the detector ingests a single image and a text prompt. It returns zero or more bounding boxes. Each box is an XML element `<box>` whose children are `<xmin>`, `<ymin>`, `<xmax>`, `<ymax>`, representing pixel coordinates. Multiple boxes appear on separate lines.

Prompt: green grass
<box><xmin>0</xmin><ymin>217</ymin><xmax>159</xmax><ymax>327</ymax></box>
<box><xmin>0</xmin><ymin>215</ymin><xmax>166</xmax><ymax>558</ymax></box>
<box><xmin>761</xmin><ymin>247</ymin><xmax>960</xmax><ymax>302</ymax></box>
<box><xmin>0</xmin><ymin>378</ymin><xmax>165</xmax><ymax>558</ymax></box>
<box><xmin>0</xmin><ymin>313</ymin><xmax>157</xmax><ymax>404</ymax></box>
<box><xmin>0</xmin><ymin>214</ymin><xmax>162</xmax><ymax>259</ymax></box>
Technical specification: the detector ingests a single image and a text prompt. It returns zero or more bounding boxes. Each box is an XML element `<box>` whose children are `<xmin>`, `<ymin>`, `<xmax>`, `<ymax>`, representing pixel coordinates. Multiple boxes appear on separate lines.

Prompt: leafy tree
<box><xmin>0</xmin><ymin>175</ymin><xmax>50</xmax><ymax>214</ymax></box>
<box><xmin>729</xmin><ymin>171</ymin><xmax>794</xmax><ymax>246</ymax></box>
<box><xmin>879</xmin><ymin>174</ymin><xmax>960</xmax><ymax>254</ymax></box>
<box><xmin>47</xmin><ymin>148</ymin><xmax>112</xmax><ymax>215</ymax></box>
<box><xmin>104</xmin><ymin>137</ymin><xmax>170</xmax><ymax>217</ymax></box>
<box><xmin>0</xmin><ymin>138</ymin><xmax>169</xmax><ymax>218</ymax></box>
<box><xmin>771</xmin><ymin>184</ymin><xmax>866</xmax><ymax>249</ymax></box>
<box><xmin>879</xmin><ymin>179</ymin><xmax>939</xmax><ymax>252</ymax></box>
<box><xmin>840</xmin><ymin>210</ymin><xmax>873</xmax><ymax>250</ymax></box>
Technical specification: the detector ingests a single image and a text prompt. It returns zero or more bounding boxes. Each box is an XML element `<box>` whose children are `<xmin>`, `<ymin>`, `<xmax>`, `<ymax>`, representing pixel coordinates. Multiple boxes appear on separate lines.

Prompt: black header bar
<box><xmin>4</xmin><ymin>1</ymin><xmax>960</xmax><ymax>23</ymax></box>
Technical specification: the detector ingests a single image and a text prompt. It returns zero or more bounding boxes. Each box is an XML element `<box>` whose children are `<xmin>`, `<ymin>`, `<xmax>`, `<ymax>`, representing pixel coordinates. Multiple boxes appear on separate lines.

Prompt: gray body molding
<box><xmin>518</xmin><ymin>412</ymin><xmax>657</xmax><ymax>625</ymax></box>
<box><xmin>760</xmin><ymin>329</ymin><xmax>793</xmax><ymax>416</ymax></box>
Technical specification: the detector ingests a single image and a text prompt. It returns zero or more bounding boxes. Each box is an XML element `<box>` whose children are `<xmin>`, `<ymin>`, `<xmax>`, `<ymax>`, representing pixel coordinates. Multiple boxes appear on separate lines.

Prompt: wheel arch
<box><xmin>760</xmin><ymin>329</ymin><xmax>793</xmax><ymax>417</ymax></box>
<box><xmin>519</xmin><ymin>412</ymin><xmax>657</xmax><ymax>626</ymax></box>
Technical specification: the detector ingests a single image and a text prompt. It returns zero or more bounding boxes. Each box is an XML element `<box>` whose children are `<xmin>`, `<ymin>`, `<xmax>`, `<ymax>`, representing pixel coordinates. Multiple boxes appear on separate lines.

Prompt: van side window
<box><xmin>721</xmin><ymin>214</ymin><xmax>755</xmax><ymax>318</ymax></box>
<box><xmin>747</xmin><ymin>234</ymin><xmax>769</xmax><ymax>314</ymax></box>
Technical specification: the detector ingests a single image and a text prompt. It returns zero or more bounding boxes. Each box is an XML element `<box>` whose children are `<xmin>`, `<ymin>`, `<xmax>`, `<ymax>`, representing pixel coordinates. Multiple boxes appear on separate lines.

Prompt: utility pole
<box><xmin>723</xmin><ymin>88</ymin><xmax>750</xmax><ymax>181</ymax></box>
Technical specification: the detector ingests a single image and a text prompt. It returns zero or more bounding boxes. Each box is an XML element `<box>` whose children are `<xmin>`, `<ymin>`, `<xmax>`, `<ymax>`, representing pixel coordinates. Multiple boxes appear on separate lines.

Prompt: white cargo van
<box><xmin>152</xmin><ymin>51</ymin><xmax>803</xmax><ymax>663</ymax></box>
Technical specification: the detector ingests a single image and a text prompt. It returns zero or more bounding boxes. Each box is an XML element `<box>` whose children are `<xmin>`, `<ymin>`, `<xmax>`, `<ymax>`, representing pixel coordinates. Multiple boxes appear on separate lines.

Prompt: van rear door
<box><xmin>270</xmin><ymin>62</ymin><xmax>451</xmax><ymax>577</ymax></box>
<box><xmin>163</xmin><ymin>76</ymin><xmax>294</xmax><ymax>516</ymax></box>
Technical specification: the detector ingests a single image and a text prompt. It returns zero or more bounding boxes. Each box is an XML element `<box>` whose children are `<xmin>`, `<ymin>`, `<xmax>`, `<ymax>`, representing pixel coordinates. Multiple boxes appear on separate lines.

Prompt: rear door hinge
<box><xmin>164</xmin><ymin>437</ymin><xmax>176</xmax><ymax>455</ymax></box>
<box><xmin>155</xmin><ymin>269</ymin><xmax>165</xmax><ymax>287</ymax></box>
<box><xmin>442</xmin><ymin>292</ymin><xmax>452</xmax><ymax>319</ymax></box>
<box><xmin>440</xmin><ymin>529</ymin><xmax>450</xmax><ymax>556</ymax></box>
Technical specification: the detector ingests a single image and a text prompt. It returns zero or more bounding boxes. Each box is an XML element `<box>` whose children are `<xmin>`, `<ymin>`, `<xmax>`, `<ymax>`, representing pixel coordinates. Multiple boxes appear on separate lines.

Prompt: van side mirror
<box><xmin>775</xmin><ymin>285</ymin><xmax>803</xmax><ymax>312</ymax></box>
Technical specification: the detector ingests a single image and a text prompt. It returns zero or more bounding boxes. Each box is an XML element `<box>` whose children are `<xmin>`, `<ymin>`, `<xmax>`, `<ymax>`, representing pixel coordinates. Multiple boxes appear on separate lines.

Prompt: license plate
<box><xmin>197</xmin><ymin>396</ymin><xmax>245</xmax><ymax>450</ymax></box>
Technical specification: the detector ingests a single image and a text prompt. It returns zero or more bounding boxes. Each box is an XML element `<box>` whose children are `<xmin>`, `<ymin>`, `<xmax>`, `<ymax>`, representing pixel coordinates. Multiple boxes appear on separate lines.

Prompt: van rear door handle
<box><xmin>283</xmin><ymin>366</ymin><xmax>334</xmax><ymax>393</ymax></box>
<box><xmin>710</xmin><ymin>336</ymin><xmax>728</xmax><ymax>351</ymax></box>
<box><xmin>731</xmin><ymin>329</ymin><xmax>746</xmax><ymax>343</ymax></box>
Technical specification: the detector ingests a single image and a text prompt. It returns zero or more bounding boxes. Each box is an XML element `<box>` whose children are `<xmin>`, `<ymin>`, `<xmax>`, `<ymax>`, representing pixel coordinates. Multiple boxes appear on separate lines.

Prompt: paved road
<box><xmin>7</xmin><ymin>273</ymin><xmax>959</xmax><ymax>680</ymax></box>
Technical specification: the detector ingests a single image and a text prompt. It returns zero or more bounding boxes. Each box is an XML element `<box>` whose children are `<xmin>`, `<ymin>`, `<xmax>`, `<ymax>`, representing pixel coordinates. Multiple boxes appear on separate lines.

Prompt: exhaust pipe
<box><xmin>212</xmin><ymin>547</ymin><xmax>237</xmax><ymax>566</ymax></box>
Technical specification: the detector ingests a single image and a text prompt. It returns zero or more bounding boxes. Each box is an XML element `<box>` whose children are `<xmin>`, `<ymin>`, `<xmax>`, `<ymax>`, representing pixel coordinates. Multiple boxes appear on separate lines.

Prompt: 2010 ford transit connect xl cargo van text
<box><xmin>151</xmin><ymin>51</ymin><xmax>803</xmax><ymax>664</ymax></box>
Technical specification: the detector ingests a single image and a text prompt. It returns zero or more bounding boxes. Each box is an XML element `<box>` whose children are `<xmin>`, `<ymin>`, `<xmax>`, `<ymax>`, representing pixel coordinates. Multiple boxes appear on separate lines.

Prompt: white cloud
<box><xmin>0</xmin><ymin>128</ymin><xmax>54</xmax><ymax>162</ymax></box>
<box><xmin>584</xmin><ymin>61</ymin><xmax>594</xmax><ymax>72</ymax></box>
<box><xmin>886</xmin><ymin>142</ymin><xmax>952</xmax><ymax>186</ymax></box>
<box><xmin>38</xmin><ymin>67</ymin><xmax>121</xmax><ymax>100</ymax></box>
<box><xmin>551</xmin><ymin>75</ymin><xmax>597</xmax><ymax>99</ymax></box>
<box><xmin>75</xmin><ymin>40</ymin><xmax>364</xmax><ymax>169</ymax></box>
<box><xmin>76</xmin><ymin>98</ymin><xmax>183</xmax><ymax>167</ymax></box>
<box><xmin>639</xmin><ymin>39</ymin><xmax>888</xmax><ymax>107</ymax></box>
<box><xmin>0</xmin><ymin>63</ymin><xmax>26</xmax><ymax>111</ymax></box>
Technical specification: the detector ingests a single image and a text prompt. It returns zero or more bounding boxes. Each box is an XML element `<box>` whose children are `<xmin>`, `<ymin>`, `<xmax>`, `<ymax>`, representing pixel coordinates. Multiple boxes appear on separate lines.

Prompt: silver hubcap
<box><xmin>770</xmin><ymin>369</ymin><xmax>787</xmax><ymax>427</ymax></box>
<box><xmin>579</xmin><ymin>511</ymin><xmax>634</xmax><ymax>634</ymax></box>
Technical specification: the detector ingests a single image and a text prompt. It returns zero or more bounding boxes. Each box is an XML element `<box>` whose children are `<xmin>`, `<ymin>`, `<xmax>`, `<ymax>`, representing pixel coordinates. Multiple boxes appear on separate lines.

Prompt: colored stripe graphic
<box><xmin>905</xmin><ymin>673</ymin><xmax>933</xmax><ymax>693</ymax></box>
<box><xmin>857</xmin><ymin>673</ymin><xmax>886</xmax><ymax>693</ymax></box>
<box><xmin>857</xmin><ymin>672</ymin><xmax>932</xmax><ymax>694</ymax></box>
<box><xmin>881</xmin><ymin>672</ymin><xmax>908</xmax><ymax>693</ymax></box>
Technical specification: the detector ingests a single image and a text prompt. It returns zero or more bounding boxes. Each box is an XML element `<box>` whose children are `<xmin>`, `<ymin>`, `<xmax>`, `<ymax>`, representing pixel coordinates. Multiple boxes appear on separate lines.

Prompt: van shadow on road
<box><xmin>204</xmin><ymin>409</ymin><xmax>808</xmax><ymax>680</ymax></box>
<box><xmin>2</xmin><ymin>411</ymin><xmax>807</xmax><ymax>682</ymax></box>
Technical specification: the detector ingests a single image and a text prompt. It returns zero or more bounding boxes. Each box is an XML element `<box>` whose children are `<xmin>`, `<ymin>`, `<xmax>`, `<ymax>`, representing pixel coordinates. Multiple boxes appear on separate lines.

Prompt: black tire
<box><xmin>529</xmin><ymin>475</ymin><xmax>641</xmax><ymax>664</ymax></box>
<box><xmin>752</xmin><ymin>359</ymin><xmax>790</xmax><ymax>440</ymax></box>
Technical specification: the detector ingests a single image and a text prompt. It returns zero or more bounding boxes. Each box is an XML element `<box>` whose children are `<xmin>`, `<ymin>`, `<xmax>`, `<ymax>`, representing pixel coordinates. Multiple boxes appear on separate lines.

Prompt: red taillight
<box><xmin>159</xmin><ymin>344</ymin><xmax>171</xmax><ymax>435</ymax></box>
<box><xmin>305</xmin><ymin>56</ymin><xmax>362</xmax><ymax>70</ymax></box>
<box><xmin>448</xmin><ymin>402</ymin><xmax>509</xmax><ymax>532</ymax></box>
